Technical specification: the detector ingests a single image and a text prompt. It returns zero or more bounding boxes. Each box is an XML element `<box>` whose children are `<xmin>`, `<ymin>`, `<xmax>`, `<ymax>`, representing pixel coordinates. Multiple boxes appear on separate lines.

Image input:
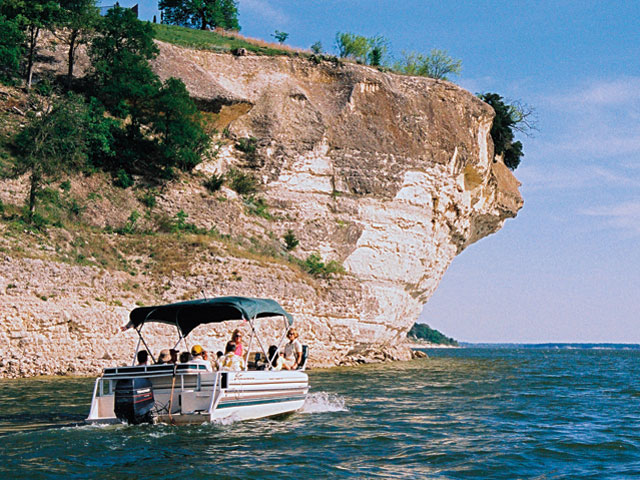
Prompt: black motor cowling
<box><xmin>114</xmin><ymin>378</ymin><xmax>154</xmax><ymax>424</ymax></box>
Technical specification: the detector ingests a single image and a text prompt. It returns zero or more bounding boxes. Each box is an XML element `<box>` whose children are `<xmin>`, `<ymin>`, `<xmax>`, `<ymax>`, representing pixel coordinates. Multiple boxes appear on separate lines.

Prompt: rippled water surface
<box><xmin>2</xmin><ymin>348</ymin><xmax>640</xmax><ymax>479</ymax></box>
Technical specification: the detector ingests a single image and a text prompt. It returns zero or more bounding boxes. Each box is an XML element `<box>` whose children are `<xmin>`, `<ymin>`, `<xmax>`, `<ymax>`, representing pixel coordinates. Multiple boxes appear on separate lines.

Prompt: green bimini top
<box><xmin>128</xmin><ymin>296</ymin><xmax>293</xmax><ymax>336</ymax></box>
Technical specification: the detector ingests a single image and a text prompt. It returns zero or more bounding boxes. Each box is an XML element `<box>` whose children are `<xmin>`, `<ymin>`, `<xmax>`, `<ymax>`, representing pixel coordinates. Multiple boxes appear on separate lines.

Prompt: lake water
<box><xmin>1</xmin><ymin>347</ymin><xmax>640</xmax><ymax>479</ymax></box>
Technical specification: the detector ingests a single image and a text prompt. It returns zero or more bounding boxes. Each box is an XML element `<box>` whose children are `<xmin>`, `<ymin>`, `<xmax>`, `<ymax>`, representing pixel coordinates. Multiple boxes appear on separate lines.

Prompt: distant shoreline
<box><xmin>462</xmin><ymin>343</ymin><xmax>640</xmax><ymax>350</ymax></box>
<box><xmin>406</xmin><ymin>341</ymin><xmax>459</xmax><ymax>349</ymax></box>
<box><xmin>408</xmin><ymin>342</ymin><xmax>640</xmax><ymax>350</ymax></box>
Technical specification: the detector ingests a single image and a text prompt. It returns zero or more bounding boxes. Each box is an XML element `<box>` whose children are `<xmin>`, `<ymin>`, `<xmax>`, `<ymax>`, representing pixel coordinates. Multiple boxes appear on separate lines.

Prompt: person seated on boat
<box><xmin>157</xmin><ymin>349</ymin><xmax>178</xmax><ymax>364</ymax></box>
<box><xmin>179</xmin><ymin>351</ymin><xmax>191</xmax><ymax>363</ymax></box>
<box><xmin>267</xmin><ymin>345</ymin><xmax>285</xmax><ymax>371</ymax></box>
<box><xmin>189</xmin><ymin>344</ymin><xmax>213</xmax><ymax>371</ymax></box>
<box><xmin>282</xmin><ymin>328</ymin><xmax>303</xmax><ymax>370</ymax></box>
<box><xmin>221</xmin><ymin>341</ymin><xmax>246</xmax><ymax>371</ymax></box>
<box><xmin>137</xmin><ymin>350</ymin><xmax>150</xmax><ymax>366</ymax></box>
<box><xmin>157</xmin><ymin>349</ymin><xmax>172</xmax><ymax>364</ymax></box>
<box><xmin>231</xmin><ymin>329</ymin><xmax>244</xmax><ymax>356</ymax></box>
<box><xmin>169</xmin><ymin>348</ymin><xmax>178</xmax><ymax>363</ymax></box>
<box><xmin>215</xmin><ymin>350</ymin><xmax>224</xmax><ymax>370</ymax></box>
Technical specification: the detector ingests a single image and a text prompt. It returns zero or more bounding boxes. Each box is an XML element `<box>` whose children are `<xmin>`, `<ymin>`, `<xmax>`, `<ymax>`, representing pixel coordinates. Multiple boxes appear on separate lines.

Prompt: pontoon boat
<box><xmin>86</xmin><ymin>297</ymin><xmax>309</xmax><ymax>425</ymax></box>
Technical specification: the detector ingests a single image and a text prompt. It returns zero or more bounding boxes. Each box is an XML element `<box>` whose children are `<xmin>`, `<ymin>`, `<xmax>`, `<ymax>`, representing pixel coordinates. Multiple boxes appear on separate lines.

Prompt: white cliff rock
<box><xmin>0</xmin><ymin>43</ymin><xmax>522</xmax><ymax>377</ymax></box>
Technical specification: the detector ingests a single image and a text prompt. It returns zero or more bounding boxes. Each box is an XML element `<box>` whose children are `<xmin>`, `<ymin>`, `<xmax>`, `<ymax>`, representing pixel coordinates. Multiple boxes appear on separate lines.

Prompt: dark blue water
<box><xmin>1</xmin><ymin>348</ymin><xmax>640</xmax><ymax>479</ymax></box>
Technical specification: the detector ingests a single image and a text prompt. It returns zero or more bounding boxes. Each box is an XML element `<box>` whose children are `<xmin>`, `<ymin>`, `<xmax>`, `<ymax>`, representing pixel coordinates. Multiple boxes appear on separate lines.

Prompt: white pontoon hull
<box><xmin>86</xmin><ymin>365</ymin><xmax>308</xmax><ymax>425</ymax></box>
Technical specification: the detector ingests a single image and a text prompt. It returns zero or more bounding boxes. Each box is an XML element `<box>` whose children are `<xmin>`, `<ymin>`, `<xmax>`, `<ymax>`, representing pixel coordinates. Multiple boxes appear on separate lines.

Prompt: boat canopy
<box><xmin>128</xmin><ymin>296</ymin><xmax>293</xmax><ymax>336</ymax></box>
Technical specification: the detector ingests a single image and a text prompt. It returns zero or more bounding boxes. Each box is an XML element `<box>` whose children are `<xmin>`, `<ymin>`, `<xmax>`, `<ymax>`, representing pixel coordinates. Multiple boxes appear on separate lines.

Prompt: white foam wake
<box><xmin>210</xmin><ymin>412</ymin><xmax>242</xmax><ymax>425</ymax></box>
<box><xmin>300</xmin><ymin>392</ymin><xmax>348</xmax><ymax>414</ymax></box>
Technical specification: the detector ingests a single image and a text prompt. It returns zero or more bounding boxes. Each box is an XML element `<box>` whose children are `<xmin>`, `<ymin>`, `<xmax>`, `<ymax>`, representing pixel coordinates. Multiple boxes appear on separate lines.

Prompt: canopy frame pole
<box><xmin>173</xmin><ymin>324</ymin><xmax>187</xmax><ymax>353</ymax></box>
<box><xmin>131</xmin><ymin>335</ymin><xmax>142</xmax><ymax>366</ymax></box>
<box><xmin>134</xmin><ymin>322</ymin><xmax>157</xmax><ymax>364</ymax></box>
<box><xmin>244</xmin><ymin>318</ymin><xmax>255</xmax><ymax>371</ymax></box>
<box><xmin>275</xmin><ymin>315</ymin><xmax>290</xmax><ymax>353</ymax></box>
<box><xmin>131</xmin><ymin>307</ymin><xmax>165</xmax><ymax>365</ymax></box>
<box><xmin>247</xmin><ymin>315</ymin><xmax>271</xmax><ymax>371</ymax></box>
<box><xmin>173</xmin><ymin>308</ymin><xmax>189</xmax><ymax>354</ymax></box>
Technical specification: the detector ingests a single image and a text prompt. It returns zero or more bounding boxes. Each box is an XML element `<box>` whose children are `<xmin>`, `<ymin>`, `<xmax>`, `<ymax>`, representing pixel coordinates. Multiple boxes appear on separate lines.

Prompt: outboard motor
<box><xmin>114</xmin><ymin>378</ymin><xmax>154</xmax><ymax>424</ymax></box>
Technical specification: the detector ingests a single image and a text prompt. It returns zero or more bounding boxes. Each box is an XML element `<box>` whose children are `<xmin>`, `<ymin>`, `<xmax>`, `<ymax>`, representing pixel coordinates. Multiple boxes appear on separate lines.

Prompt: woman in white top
<box><xmin>282</xmin><ymin>329</ymin><xmax>303</xmax><ymax>370</ymax></box>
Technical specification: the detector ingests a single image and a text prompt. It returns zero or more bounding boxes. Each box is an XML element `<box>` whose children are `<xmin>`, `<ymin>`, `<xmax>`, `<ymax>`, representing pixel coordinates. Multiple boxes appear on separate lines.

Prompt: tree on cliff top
<box><xmin>159</xmin><ymin>0</ymin><xmax>239</xmax><ymax>31</ymax></box>
<box><xmin>335</xmin><ymin>32</ymin><xmax>389</xmax><ymax>66</ymax></box>
<box><xmin>395</xmin><ymin>49</ymin><xmax>462</xmax><ymax>81</ymax></box>
<box><xmin>479</xmin><ymin>92</ymin><xmax>537</xmax><ymax>170</ymax></box>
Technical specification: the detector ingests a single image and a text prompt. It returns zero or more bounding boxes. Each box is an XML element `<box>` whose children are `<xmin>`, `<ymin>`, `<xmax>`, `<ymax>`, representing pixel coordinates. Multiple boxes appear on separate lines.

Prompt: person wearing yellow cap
<box><xmin>189</xmin><ymin>344</ymin><xmax>213</xmax><ymax>371</ymax></box>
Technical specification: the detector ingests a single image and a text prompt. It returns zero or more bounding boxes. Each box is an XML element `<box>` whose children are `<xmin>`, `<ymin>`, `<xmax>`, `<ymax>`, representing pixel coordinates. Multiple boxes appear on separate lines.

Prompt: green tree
<box><xmin>407</xmin><ymin>323</ymin><xmax>458</xmax><ymax>346</ymax></box>
<box><xmin>367</xmin><ymin>35</ymin><xmax>388</xmax><ymax>66</ymax></box>
<box><xmin>11</xmin><ymin>93</ymin><xmax>91</xmax><ymax>220</ymax></box>
<box><xmin>151</xmin><ymin>77</ymin><xmax>209</xmax><ymax>172</ymax></box>
<box><xmin>335</xmin><ymin>32</ymin><xmax>389</xmax><ymax>66</ymax></box>
<box><xmin>335</xmin><ymin>32</ymin><xmax>370</xmax><ymax>63</ymax></box>
<box><xmin>272</xmin><ymin>30</ymin><xmax>288</xmax><ymax>44</ymax></box>
<box><xmin>0</xmin><ymin>13</ymin><xmax>24</xmax><ymax>84</ymax></box>
<box><xmin>478</xmin><ymin>93</ymin><xmax>536</xmax><ymax>170</ymax></box>
<box><xmin>396</xmin><ymin>49</ymin><xmax>462</xmax><ymax>80</ymax></box>
<box><xmin>160</xmin><ymin>0</ymin><xmax>239</xmax><ymax>31</ymax></box>
<box><xmin>54</xmin><ymin>0</ymin><xmax>99</xmax><ymax>87</ymax></box>
<box><xmin>283</xmin><ymin>229</ymin><xmax>299</xmax><ymax>251</ymax></box>
<box><xmin>0</xmin><ymin>0</ymin><xmax>61</xmax><ymax>89</ymax></box>
<box><xmin>89</xmin><ymin>6</ymin><xmax>159</xmax><ymax>129</ymax></box>
<box><xmin>83</xmin><ymin>96</ymin><xmax>118</xmax><ymax>169</ymax></box>
<box><xmin>310</xmin><ymin>41</ymin><xmax>322</xmax><ymax>54</ymax></box>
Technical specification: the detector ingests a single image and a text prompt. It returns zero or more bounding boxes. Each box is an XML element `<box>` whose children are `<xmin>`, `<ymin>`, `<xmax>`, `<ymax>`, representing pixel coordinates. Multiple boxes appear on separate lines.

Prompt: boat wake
<box><xmin>210</xmin><ymin>413</ymin><xmax>242</xmax><ymax>426</ymax></box>
<box><xmin>300</xmin><ymin>392</ymin><xmax>348</xmax><ymax>414</ymax></box>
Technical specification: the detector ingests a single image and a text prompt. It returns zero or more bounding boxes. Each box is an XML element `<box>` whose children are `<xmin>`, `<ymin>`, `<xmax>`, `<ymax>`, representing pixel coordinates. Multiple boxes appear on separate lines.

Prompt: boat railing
<box><xmin>101</xmin><ymin>363</ymin><xmax>209</xmax><ymax>379</ymax></box>
<box><xmin>207</xmin><ymin>371</ymin><xmax>226</xmax><ymax>415</ymax></box>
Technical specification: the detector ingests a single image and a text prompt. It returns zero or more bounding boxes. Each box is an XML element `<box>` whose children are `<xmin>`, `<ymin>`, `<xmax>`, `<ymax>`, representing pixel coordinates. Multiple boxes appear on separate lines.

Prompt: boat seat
<box><xmin>296</xmin><ymin>345</ymin><xmax>309</xmax><ymax>370</ymax></box>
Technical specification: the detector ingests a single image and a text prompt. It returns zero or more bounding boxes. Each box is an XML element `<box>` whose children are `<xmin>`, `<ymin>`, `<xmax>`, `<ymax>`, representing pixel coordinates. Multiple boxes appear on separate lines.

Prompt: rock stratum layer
<box><xmin>0</xmin><ymin>42</ymin><xmax>522</xmax><ymax>377</ymax></box>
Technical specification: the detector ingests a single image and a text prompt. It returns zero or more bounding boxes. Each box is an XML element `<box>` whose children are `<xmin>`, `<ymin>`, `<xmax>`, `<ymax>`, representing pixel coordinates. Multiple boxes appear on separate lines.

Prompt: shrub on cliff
<box><xmin>335</xmin><ymin>32</ymin><xmax>389</xmax><ymax>66</ymax></box>
<box><xmin>478</xmin><ymin>93</ymin><xmax>536</xmax><ymax>170</ymax></box>
<box><xmin>283</xmin><ymin>229</ymin><xmax>299</xmax><ymax>251</ymax></box>
<box><xmin>303</xmin><ymin>253</ymin><xmax>344</xmax><ymax>279</ymax></box>
<box><xmin>204</xmin><ymin>173</ymin><xmax>224</xmax><ymax>193</ymax></box>
<box><xmin>227</xmin><ymin>168</ymin><xmax>258</xmax><ymax>195</ymax></box>
<box><xmin>395</xmin><ymin>49</ymin><xmax>462</xmax><ymax>81</ymax></box>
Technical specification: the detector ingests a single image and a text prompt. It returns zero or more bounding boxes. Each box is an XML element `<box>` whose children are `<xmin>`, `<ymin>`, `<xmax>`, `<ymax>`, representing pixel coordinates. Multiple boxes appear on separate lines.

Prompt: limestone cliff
<box><xmin>0</xmin><ymin>42</ymin><xmax>522</xmax><ymax>377</ymax></box>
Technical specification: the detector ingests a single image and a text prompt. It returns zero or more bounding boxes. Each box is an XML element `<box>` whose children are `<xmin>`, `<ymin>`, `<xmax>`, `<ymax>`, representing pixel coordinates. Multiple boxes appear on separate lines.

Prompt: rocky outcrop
<box><xmin>0</xmin><ymin>42</ymin><xmax>522</xmax><ymax>377</ymax></box>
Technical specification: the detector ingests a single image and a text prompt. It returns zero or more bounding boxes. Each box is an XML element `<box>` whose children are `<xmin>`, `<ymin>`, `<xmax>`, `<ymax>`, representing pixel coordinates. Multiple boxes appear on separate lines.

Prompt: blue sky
<box><xmin>112</xmin><ymin>1</ymin><xmax>640</xmax><ymax>343</ymax></box>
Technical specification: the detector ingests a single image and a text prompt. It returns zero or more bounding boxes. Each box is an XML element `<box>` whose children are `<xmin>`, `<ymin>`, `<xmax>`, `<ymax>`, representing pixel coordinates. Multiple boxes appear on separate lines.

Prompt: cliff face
<box><xmin>0</xmin><ymin>42</ymin><xmax>522</xmax><ymax>376</ymax></box>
